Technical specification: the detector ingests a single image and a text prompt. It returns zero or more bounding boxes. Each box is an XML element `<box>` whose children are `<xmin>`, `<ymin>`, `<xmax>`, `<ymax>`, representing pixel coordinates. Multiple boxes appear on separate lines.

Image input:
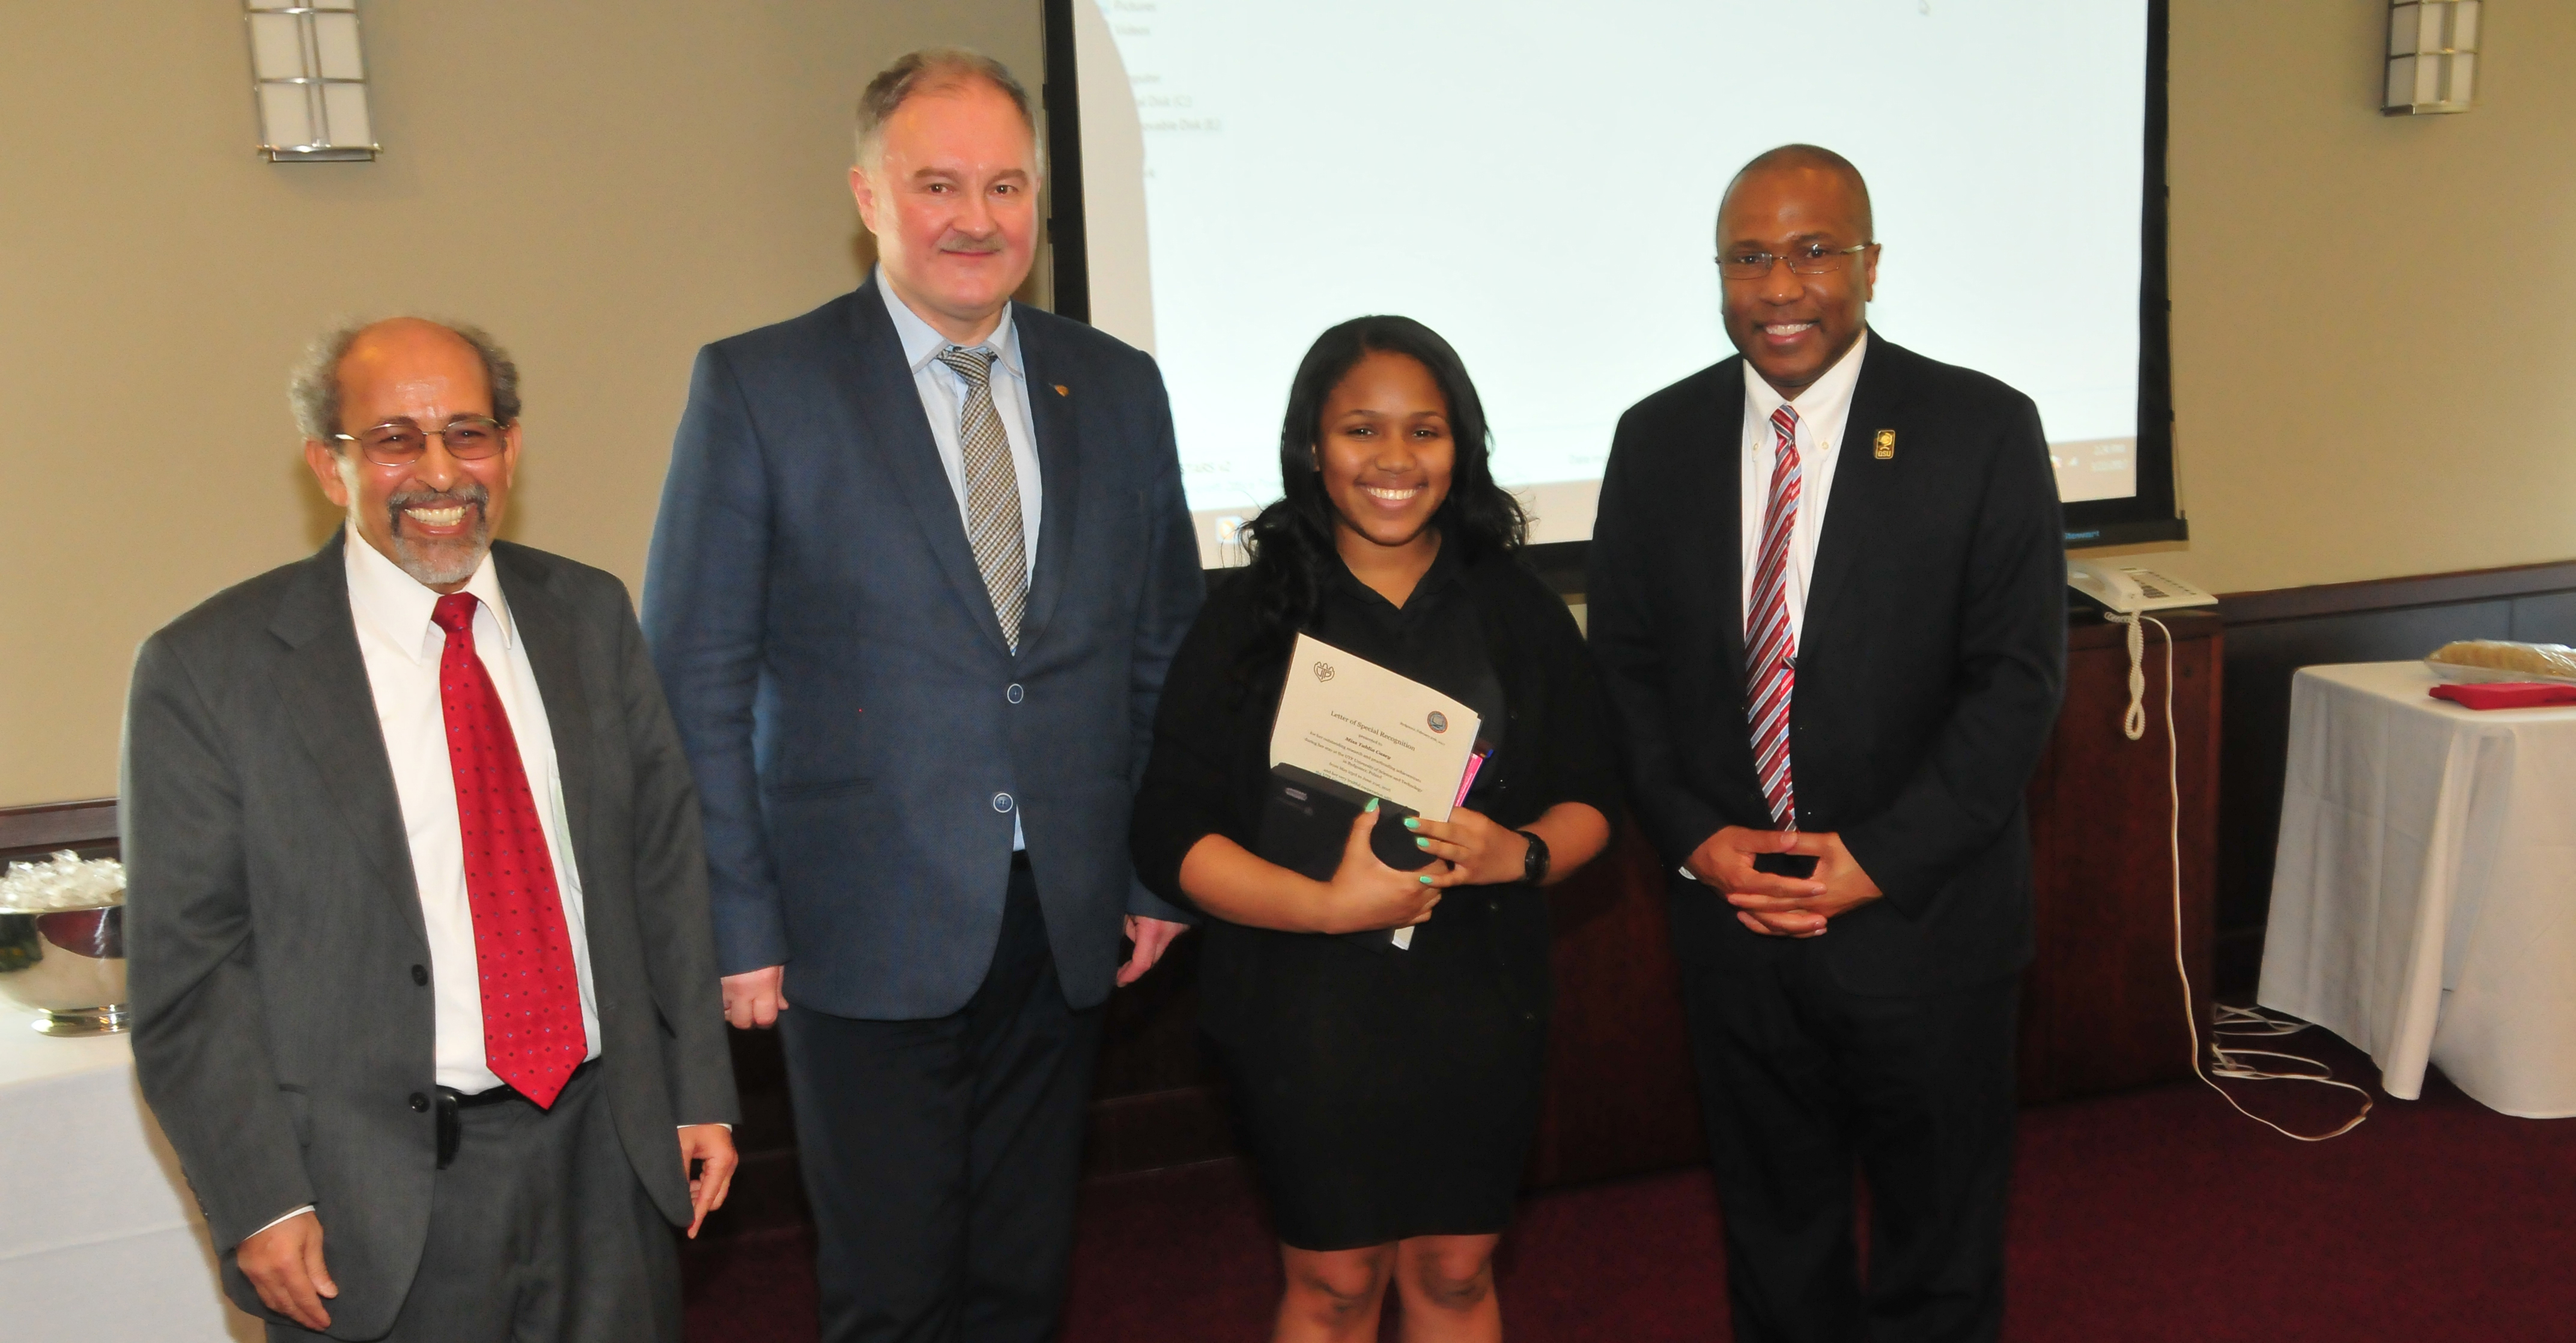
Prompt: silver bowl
<box><xmin>0</xmin><ymin>903</ymin><xmax>129</xmax><ymax>1035</ymax></box>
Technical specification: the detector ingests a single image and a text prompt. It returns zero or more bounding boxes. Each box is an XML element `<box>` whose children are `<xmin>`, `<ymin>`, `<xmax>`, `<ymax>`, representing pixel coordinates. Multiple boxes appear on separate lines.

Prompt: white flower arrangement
<box><xmin>0</xmin><ymin>851</ymin><xmax>127</xmax><ymax>912</ymax></box>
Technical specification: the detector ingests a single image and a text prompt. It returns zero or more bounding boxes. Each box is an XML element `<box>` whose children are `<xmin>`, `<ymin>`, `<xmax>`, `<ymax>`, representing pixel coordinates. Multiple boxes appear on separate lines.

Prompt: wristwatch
<box><xmin>1516</xmin><ymin>829</ymin><xmax>1551</xmax><ymax>886</ymax></box>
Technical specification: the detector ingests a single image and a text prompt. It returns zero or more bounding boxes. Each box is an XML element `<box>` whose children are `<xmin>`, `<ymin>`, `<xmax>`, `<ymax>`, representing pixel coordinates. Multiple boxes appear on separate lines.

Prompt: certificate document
<box><xmin>1268</xmin><ymin>633</ymin><xmax>1482</xmax><ymax>824</ymax></box>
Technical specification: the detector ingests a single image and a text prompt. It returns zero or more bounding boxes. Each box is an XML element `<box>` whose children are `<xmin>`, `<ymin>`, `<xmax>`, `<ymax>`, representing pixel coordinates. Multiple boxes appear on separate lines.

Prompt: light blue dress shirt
<box><xmin>876</xmin><ymin>270</ymin><xmax>1043</xmax><ymax>583</ymax></box>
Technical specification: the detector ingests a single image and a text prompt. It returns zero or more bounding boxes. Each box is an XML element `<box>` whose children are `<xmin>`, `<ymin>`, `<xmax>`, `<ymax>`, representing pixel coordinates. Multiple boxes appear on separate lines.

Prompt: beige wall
<box><xmin>5</xmin><ymin>1</ymin><xmax>2573</xmax><ymax>806</ymax></box>
<box><xmin>2157</xmin><ymin>0</ymin><xmax>2576</xmax><ymax>593</ymax></box>
<box><xmin>0</xmin><ymin>1</ymin><xmax>1042</xmax><ymax>807</ymax></box>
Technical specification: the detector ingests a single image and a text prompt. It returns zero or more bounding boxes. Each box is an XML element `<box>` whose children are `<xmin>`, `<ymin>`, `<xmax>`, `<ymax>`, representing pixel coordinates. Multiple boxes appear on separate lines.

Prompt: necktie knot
<box><xmin>937</xmin><ymin>345</ymin><xmax>997</xmax><ymax>390</ymax></box>
<box><xmin>1770</xmin><ymin>404</ymin><xmax>1800</xmax><ymax>447</ymax></box>
<box><xmin>431</xmin><ymin>593</ymin><xmax>478</xmax><ymax>637</ymax></box>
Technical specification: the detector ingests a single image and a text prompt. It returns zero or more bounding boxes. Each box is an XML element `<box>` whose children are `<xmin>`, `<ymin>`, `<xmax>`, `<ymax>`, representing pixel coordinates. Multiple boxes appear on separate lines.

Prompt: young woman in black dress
<box><xmin>1131</xmin><ymin>317</ymin><xmax>1619</xmax><ymax>1341</ymax></box>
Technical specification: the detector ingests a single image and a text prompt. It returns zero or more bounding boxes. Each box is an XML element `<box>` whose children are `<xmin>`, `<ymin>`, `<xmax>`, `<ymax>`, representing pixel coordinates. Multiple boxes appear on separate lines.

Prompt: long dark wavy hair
<box><xmin>1236</xmin><ymin>315</ymin><xmax>1528</xmax><ymax>673</ymax></box>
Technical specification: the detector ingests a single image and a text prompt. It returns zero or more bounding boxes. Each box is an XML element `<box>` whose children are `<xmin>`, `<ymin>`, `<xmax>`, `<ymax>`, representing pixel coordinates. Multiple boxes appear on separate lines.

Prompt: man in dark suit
<box><xmin>1588</xmin><ymin>146</ymin><xmax>2066</xmax><ymax>1341</ymax></box>
<box><xmin>642</xmin><ymin>48</ymin><xmax>1202</xmax><ymax>1343</ymax></box>
<box><xmin>124</xmin><ymin>318</ymin><xmax>740</xmax><ymax>1341</ymax></box>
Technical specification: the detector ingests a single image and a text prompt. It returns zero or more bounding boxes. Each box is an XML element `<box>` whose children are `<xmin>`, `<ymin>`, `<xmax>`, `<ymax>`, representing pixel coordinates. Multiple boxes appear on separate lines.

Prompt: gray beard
<box><xmin>390</xmin><ymin>532</ymin><xmax>489</xmax><ymax>588</ymax></box>
<box><xmin>378</xmin><ymin>477</ymin><xmax>491</xmax><ymax>588</ymax></box>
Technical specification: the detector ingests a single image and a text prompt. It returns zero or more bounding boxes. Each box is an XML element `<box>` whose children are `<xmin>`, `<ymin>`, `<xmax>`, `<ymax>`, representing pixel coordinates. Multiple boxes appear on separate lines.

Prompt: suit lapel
<box><xmin>266</xmin><ymin>532</ymin><xmax>427</xmax><ymax>948</ymax></box>
<box><xmin>840</xmin><ymin>280</ymin><xmax>1015</xmax><ymax>656</ymax></box>
<box><xmin>1802</xmin><ymin>335</ymin><xmax>1908</xmax><ymax>645</ymax></box>
<box><xmin>1707</xmin><ymin>359</ymin><xmax>1751</xmax><ymax>682</ymax></box>
<box><xmin>495</xmin><ymin>546</ymin><xmax>595</xmax><ymax>888</ymax></box>
<box><xmin>1015</xmin><ymin>317</ymin><xmax>1081</xmax><ymax>652</ymax></box>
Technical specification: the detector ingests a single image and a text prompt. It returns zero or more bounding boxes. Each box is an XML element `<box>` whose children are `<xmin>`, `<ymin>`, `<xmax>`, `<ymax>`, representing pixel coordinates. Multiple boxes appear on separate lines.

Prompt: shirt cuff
<box><xmin>679</xmin><ymin>1123</ymin><xmax>732</xmax><ymax>1131</ymax></box>
<box><xmin>247</xmin><ymin>1205</ymin><xmax>315</xmax><ymax>1241</ymax></box>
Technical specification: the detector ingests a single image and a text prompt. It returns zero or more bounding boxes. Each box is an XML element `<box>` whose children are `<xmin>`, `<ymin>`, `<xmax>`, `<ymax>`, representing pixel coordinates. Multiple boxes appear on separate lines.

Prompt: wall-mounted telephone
<box><xmin>2067</xmin><ymin>559</ymin><xmax>2217</xmax><ymax>614</ymax></box>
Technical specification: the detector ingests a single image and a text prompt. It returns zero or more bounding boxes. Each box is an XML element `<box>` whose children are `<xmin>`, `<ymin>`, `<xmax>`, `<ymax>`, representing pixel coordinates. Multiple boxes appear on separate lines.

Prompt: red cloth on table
<box><xmin>2428</xmin><ymin>681</ymin><xmax>2576</xmax><ymax>710</ymax></box>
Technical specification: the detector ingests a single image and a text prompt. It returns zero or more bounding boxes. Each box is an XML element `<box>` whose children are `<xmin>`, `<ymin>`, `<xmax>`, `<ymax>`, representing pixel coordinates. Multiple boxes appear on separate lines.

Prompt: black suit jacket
<box><xmin>123</xmin><ymin>535</ymin><xmax>738</xmax><ymax>1338</ymax></box>
<box><xmin>1587</xmin><ymin>335</ymin><xmax>2066</xmax><ymax>993</ymax></box>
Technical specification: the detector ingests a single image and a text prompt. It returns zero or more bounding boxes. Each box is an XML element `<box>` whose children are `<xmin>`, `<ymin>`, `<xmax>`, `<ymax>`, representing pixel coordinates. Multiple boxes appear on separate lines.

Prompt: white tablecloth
<box><xmin>2259</xmin><ymin>661</ymin><xmax>2576</xmax><ymax>1118</ymax></box>
<box><xmin>0</xmin><ymin>1010</ymin><xmax>259</xmax><ymax>1341</ymax></box>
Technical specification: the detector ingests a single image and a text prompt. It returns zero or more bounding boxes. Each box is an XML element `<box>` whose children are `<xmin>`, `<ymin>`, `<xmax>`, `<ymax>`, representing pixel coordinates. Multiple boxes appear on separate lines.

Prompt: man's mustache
<box><xmin>386</xmin><ymin>481</ymin><xmax>490</xmax><ymax>532</ymax></box>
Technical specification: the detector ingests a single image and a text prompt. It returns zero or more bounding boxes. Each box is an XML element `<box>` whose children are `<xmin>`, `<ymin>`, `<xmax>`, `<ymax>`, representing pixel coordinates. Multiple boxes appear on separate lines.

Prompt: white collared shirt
<box><xmin>343</xmin><ymin>536</ymin><xmax>603</xmax><ymax>1095</ymax></box>
<box><xmin>1740</xmin><ymin>329</ymin><xmax>1870</xmax><ymax>646</ymax></box>
<box><xmin>877</xmin><ymin>268</ymin><xmax>1043</xmax><ymax>583</ymax></box>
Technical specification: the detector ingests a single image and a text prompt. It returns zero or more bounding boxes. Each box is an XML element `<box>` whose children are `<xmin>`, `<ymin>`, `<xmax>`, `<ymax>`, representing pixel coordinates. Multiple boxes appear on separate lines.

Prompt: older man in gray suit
<box><xmin>124</xmin><ymin>317</ymin><xmax>738</xmax><ymax>1341</ymax></box>
<box><xmin>644</xmin><ymin>47</ymin><xmax>1201</xmax><ymax>1343</ymax></box>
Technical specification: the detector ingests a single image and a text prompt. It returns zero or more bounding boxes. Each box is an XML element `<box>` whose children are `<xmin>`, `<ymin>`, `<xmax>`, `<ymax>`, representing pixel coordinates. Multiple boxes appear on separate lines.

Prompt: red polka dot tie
<box><xmin>432</xmin><ymin>594</ymin><xmax>586</xmax><ymax>1108</ymax></box>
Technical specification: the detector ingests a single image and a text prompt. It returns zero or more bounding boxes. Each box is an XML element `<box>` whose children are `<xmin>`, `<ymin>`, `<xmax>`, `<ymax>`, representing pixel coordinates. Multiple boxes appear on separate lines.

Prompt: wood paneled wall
<box><xmin>2</xmin><ymin>611</ymin><xmax>2230</xmax><ymax>1237</ymax></box>
<box><xmin>0</xmin><ymin>799</ymin><xmax>117</xmax><ymax>861</ymax></box>
<box><xmin>711</xmin><ymin>607</ymin><xmax>2227</xmax><ymax>1230</ymax></box>
<box><xmin>2020</xmin><ymin>613</ymin><xmax>2220</xmax><ymax>1102</ymax></box>
<box><xmin>33</xmin><ymin>557</ymin><xmax>2576</xmax><ymax>1236</ymax></box>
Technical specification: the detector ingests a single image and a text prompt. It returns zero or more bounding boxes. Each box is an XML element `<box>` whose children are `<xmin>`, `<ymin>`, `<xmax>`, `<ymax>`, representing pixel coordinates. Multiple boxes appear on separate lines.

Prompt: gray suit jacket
<box><xmin>643</xmin><ymin>279</ymin><xmax>1204</xmax><ymax>1019</ymax></box>
<box><xmin>122</xmin><ymin>533</ymin><xmax>738</xmax><ymax>1339</ymax></box>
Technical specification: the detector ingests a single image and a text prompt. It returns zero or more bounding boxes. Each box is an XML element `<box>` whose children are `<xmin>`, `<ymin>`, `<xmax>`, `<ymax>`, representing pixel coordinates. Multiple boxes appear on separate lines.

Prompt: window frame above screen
<box><xmin>1040</xmin><ymin>0</ymin><xmax>2184</xmax><ymax>574</ymax></box>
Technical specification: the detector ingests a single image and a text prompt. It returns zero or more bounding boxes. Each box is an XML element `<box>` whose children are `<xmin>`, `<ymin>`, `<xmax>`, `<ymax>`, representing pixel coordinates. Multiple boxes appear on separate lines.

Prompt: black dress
<box><xmin>1130</xmin><ymin>538</ymin><xmax>1623</xmax><ymax>1250</ymax></box>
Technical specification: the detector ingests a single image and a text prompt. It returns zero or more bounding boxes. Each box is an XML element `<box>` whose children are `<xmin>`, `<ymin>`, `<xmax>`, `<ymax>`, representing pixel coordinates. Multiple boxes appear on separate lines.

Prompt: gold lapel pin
<box><xmin>1873</xmin><ymin>429</ymin><xmax>1896</xmax><ymax>460</ymax></box>
<box><xmin>1054</xmin><ymin>384</ymin><xmax>1070</xmax><ymax>397</ymax></box>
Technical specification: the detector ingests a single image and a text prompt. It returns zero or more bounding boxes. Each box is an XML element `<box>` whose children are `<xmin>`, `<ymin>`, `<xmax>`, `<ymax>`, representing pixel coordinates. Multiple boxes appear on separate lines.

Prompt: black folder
<box><xmin>1256</xmin><ymin>762</ymin><xmax>1438</xmax><ymax>953</ymax></box>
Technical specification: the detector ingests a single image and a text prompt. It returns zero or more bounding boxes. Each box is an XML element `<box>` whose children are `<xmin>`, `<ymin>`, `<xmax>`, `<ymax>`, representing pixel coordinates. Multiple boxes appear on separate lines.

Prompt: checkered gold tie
<box><xmin>937</xmin><ymin>347</ymin><xmax>1028</xmax><ymax>650</ymax></box>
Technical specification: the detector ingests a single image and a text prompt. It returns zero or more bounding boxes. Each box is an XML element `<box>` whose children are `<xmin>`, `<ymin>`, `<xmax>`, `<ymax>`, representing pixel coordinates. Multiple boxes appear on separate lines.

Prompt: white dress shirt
<box><xmin>1740</xmin><ymin>329</ymin><xmax>1870</xmax><ymax>646</ymax></box>
<box><xmin>344</xmin><ymin>536</ymin><xmax>603</xmax><ymax>1095</ymax></box>
<box><xmin>879</xmin><ymin>270</ymin><xmax>1045</xmax><ymax>849</ymax></box>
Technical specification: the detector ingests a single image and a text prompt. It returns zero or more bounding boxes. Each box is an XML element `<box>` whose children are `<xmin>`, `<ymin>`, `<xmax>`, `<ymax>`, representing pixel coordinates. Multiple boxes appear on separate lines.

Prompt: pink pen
<box><xmin>1451</xmin><ymin>746</ymin><xmax>1492</xmax><ymax>810</ymax></box>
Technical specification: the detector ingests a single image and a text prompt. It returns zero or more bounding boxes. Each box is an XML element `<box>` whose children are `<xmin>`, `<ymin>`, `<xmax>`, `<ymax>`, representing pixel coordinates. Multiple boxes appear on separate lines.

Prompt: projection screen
<box><xmin>1056</xmin><ymin>1</ymin><xmax>2170</xmax><ymax>565</ymax></box>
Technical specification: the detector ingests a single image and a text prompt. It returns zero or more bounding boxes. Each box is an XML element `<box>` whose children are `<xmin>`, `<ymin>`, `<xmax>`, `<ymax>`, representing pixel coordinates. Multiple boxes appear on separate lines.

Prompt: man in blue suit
<box><xmin>642</xmin><ymin>48</ymin><xmax>1202</xmax><ymax>1343</ymax></box>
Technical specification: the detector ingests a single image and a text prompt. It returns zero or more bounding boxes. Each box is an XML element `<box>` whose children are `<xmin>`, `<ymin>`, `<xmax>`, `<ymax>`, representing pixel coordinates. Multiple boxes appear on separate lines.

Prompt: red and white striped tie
<box><xmin>1746</xmin><ymin>405</ymin><xmax>1800</xmax><ymax>831</ymax></box>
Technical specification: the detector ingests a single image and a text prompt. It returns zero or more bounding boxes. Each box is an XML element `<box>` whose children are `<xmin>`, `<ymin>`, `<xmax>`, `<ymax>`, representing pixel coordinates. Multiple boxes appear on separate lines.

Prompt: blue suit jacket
<box><xmin>643</xmin><ymin>279</ymin><xmax>1203</xmax><ymax>1018</ymax></box>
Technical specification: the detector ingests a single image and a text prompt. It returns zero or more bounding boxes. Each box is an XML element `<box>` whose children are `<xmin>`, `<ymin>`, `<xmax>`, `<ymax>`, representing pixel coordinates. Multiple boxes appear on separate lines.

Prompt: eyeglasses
<box><xmin>332</xmin><ymin>415</ymin><xmax>508</xmax><ymax>467</ymax></box>
<box><xmin>1715</xmin><ymin>241</ymin><xmax>1873</xmax><ymax>280</ymax></box>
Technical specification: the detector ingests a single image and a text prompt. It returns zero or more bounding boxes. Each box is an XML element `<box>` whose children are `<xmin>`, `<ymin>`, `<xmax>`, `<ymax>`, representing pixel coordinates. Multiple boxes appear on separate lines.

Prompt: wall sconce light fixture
<box><xmin>2384</xmin><ymin>1</ymin><xmax>2480</xmax><ymax>115</ymax></box>
<box><xmin>245</xmin><ymin>1</ymin><xmax>378</xmax><ymax>160</ymax></box>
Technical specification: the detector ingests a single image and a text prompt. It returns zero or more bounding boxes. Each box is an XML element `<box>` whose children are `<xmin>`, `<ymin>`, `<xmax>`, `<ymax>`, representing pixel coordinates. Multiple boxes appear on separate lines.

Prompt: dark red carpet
<box><xmin>684</xmin><ymin>1038</ymin><xmax>2576</xmax><ymax>1341</ymax></box>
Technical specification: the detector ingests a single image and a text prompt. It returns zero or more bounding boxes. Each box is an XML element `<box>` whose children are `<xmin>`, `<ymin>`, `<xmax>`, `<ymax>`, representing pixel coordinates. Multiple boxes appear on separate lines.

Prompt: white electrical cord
<box><xmin>2118</xmin><ymin>613</ymin><xmax>2148</xmax><ymax>741</ymax></box>
<box><xmin>2107</xmin><ymin>611</ymin><xmax>2371</xmax><ymax>1142</ymax></box>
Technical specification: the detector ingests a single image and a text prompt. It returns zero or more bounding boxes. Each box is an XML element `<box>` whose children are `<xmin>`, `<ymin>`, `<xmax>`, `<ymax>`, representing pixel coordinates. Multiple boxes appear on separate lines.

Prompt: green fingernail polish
<box><xmin>1365</xmin><ymin>798</ymin><xmax>1379</xmax><ymax>813</ymax></box>
<box><xmin>1415</xmin><ymin>837</ymin><xmax>1431</xmax><ymax>849</ymax></box>
<box><xmin>1402</xmin><ymin>817</ymin><xmax>1420</xmax><ymax>831</ymax></box>
<box><xmin>1419</xmin><ymin>875</ymin><xmax>1434</xmax><ymax>884</ymax></box>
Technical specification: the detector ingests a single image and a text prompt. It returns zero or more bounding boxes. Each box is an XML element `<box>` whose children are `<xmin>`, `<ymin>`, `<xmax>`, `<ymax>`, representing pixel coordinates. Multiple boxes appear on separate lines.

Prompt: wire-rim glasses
<box><xmin>1716</xmin><ymin>241</ymin><xmax>1873</xmax><ymax>280</ymax></box>
<box><xmin>332</xmin><ymin>415</ymin><xmax>509</xmax><ymax>467</ymax></box>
